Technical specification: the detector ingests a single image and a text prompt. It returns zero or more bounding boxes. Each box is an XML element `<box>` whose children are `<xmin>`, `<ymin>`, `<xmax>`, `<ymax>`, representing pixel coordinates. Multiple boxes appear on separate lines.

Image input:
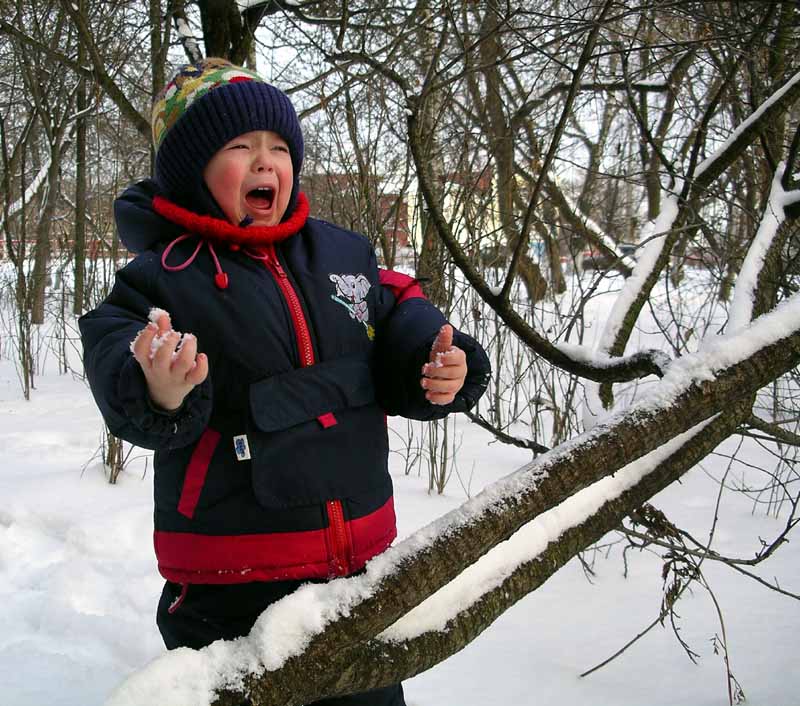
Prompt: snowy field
<box><xmin>1</xmin><ymin>277</ymin><xmax>799</xmax><ymax>706</ymax></box>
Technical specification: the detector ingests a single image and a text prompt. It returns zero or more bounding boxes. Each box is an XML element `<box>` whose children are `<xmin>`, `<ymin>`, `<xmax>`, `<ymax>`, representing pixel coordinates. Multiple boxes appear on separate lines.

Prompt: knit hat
<box><xmin>151</xmin><ymin>57</ymin><xmax>304</xmax><ymax>220</ymax></box>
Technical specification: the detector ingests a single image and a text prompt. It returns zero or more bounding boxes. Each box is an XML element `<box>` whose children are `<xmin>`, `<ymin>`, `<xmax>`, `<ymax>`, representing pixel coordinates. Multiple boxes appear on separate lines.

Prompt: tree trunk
<box><xmin>73</xmin><ymin>1</ymin><xmax>87</xmax><ymax>316</ymax></box>
<box><xmin>413</xmin><ymin>5</ymin><xmax>449</xmax><ymax>308</ymax></box>
<box><xmin>477</xmin><ymin>6</ymin><xmax>547</xmax><ymax>304</ymax></box>
<box><xmin>30</xmin><ymin>142</ymin><xmax>62</xmax><ymax>324</ymax></box>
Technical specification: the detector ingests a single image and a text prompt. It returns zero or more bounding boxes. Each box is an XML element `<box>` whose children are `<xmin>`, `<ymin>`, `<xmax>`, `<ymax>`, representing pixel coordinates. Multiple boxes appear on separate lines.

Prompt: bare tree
<box><xmin>4</xmin><ymin>1</ymin><xmax>800</xmax><ymax>703</ymax></box>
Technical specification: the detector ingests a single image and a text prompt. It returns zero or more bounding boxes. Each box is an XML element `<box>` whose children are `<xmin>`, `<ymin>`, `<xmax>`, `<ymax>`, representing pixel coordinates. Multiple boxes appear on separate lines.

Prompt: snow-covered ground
<box><xmin>1</xmin><ymin>283</ymin><xmax>799</xmax><ymax>706</ymax></box>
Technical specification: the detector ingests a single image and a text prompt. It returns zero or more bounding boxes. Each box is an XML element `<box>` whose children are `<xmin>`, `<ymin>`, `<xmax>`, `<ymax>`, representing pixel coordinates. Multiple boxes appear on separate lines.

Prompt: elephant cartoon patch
<box><xmin>329</xmin><ymin>273</ymin><xmax>374</xmax><ymax>339</ymax></box>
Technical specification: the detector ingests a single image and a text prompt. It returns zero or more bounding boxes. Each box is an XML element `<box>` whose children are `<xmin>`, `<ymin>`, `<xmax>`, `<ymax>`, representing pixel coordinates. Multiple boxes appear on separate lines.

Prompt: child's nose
<box><xmin>253</xmin><ymin>150</ymin><xmax>274</xmax><ymax>172</ymax></box>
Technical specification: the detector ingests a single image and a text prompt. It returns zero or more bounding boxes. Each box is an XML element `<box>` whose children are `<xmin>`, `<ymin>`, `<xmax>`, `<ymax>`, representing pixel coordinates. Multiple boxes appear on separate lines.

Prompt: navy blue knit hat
<box><xmin>151</xmin><ymin>57</ymin><xmax>304</xmax><ymax>220</ymax></box>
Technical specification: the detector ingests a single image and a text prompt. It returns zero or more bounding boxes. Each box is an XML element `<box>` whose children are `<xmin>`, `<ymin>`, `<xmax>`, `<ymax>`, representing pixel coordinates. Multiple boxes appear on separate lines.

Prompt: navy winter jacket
<box><xmin>79</xmin><ymin>180</ymin><xmax>490</xmax><ymax>584</ymax></box>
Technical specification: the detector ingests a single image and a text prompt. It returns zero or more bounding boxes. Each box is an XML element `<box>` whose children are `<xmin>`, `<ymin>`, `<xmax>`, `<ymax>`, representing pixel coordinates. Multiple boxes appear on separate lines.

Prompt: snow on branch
<box><xmin>174</xmin><ymin>15</ymin><xmax>203</xmax><ymax>64</ymax></box>
<box><xmin>235</xmin><ymin>0</ymin><xmax>342</xmax><ymax>24</ymax></box>
<box><xmin>379</xmin><ymin>418</ymin><xmax>714</xmax><ymax>643</ymax></box>
<box><xmin>554</xmin><ymin>340</ymin><xmax>670</xmax><ymax>373</ymax></box>
<box><xmin>236</xmin><ymin>0</ymin><xmax>300</xmax><ymax>10</ymax></box>
<box><xmin>728</xmin><ymin>163</ymin><xmax>800</xmax><ymax>332</ymax></box>
<box><xmin>407</xmin><ymin>109</ymin><xmax>666</xmax><ymax>384</ymax></box>
<box><xmin>105</xmin><ymin>295</ymin><xmax>800</xmax><ymax>706</ymax></box>
<box><xmin>0</xmin><ymin>156</ymin><xmax>51</xmax><ymax>232</ymax></box>
<box><xmin>696</xmin><ymin>69</ymin><xmax>800</xmax><ymax>179</ymax></box>
<box><xmin>600</xmin><ymin>69</ymin><xmax>800</xmax><ymax>369</ymax></box>
<box><xmin>597</xmin><ymin>193</ymin><xmax>680</xmax><ymax>355</ymax></box>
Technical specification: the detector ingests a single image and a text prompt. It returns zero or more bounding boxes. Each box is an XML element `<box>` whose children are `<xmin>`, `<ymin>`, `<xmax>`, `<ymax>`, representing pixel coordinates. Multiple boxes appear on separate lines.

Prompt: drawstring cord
<box><xmin>160</xmin><ymin>235</ymin><xmax>276</xmax><ymax>290</ymax></box>
<box><xmin>161</xmin><ymin>234</ymin><xmax>230</xmax><ymax>290</ymax></box>
<box><xmin>151</xmin><ymin>193</ymin><xmax>310</xmax><ymax>291</ymax></box>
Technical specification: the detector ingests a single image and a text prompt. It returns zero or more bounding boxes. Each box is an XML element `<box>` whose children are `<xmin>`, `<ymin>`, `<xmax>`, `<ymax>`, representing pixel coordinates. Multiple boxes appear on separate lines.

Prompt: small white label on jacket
<box><xmin>233</xmin><ymin>435</ymin><xmax>251</xmax><ymax>461</ymax></box>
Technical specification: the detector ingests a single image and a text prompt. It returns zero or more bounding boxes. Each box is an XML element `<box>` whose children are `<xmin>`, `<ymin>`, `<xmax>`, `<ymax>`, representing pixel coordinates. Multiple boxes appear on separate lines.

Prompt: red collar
<box><xmin>152</xmin><ymin>192</ymin><xmax>309</xmax><ymax>247</ymax></box>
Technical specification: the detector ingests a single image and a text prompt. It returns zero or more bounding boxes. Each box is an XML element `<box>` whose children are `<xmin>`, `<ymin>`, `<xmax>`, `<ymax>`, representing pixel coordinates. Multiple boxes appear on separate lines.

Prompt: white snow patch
<box><xmin>728</xmin><ymin>164</ymin><xmax>799</xmax><ymax>332</ymax></box>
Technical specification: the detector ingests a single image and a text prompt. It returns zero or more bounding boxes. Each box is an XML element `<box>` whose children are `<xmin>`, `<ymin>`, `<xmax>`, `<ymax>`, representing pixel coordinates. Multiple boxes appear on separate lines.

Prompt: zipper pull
<box><xmin>273</xmin><ymin>260</ymin><xmax>288</xmax><ymax>278</ymax></box>
<box><xmin>266</xmin><ymin>246</ymin><xmax>288</xmax><ymax>278</ymax></box>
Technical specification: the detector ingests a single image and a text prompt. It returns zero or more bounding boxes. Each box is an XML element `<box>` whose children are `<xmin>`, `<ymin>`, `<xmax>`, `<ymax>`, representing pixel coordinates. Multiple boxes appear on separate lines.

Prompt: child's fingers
<box><xmin>423</xmin><ymin>347</ymin><xmax>466</xmax><ymax>376</ymax></box>
<box><xmin>425</xmin><ymin>392</ymin><xmax>456</xmax><ymax>405</ymax></box>
<box><xmin>422</xmin><ymin>340</ymin><xmax>466</xmax><ymax>405</ymax></box>
<box><xmin>172</xmin><ymin>334</ymin><xmax>208</xmax><ymax>384</ymax></box>
<box><xmin>429</xmin><ymin>324</ymin><xmax>454</xmax><ymax>358</ymax></box>
<box><xmin>154</xmin><ymin>311</ymin><xmax>172</xmax><ymax>334</ymax></box>
<box><xmin>421</xmin><ymin>376</ymin><xmax>462</xmax><ymax>395</ymax></box>
<box><xmin>421</xmin><ymin>361</ymin><xmax>465</xmax><ymax>380</ymax></box>
<box><xmin>171</xmin><ymin>334</ymin><xmax>198</xmax><ymax>377</ymax></box>
<box><xmin>438</xmin><ymin>347</ymin><xmax>466</xmax><ymax>367</ymax></box>
<box><xmin>131</xmin><ymin>323</ymin><xmax>158</xmax><ymax>367</ymax></box>
<box><xmin>173</xmin><ymin>334</ymin><xmax>208</xmax><ymax>386</ymax></box>
<box><xmin>151</xmin><ymin>331</ymin><xmax>180</xmax><ymax>371</ymax></box>
<box><xmin>185</xmin><ymin>353</ymin><xmax>209</xmax><ymax>386</ymax></box>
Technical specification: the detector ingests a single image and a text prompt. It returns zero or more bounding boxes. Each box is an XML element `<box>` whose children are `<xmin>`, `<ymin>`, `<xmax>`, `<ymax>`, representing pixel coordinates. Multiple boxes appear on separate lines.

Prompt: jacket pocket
<box><xmin>248</xmin><ymin>356</ymin><xmax>388</xmax><ymax>508</ymax></box>
<box><xmin>177</xmin><ymin>427</ymin><xmax>222</xmax><ymax>519</ymax></box>
<box><xmin>249</xmin><ymin>356</ymin><xmax>375</xmax><ymax>431</ymax></box>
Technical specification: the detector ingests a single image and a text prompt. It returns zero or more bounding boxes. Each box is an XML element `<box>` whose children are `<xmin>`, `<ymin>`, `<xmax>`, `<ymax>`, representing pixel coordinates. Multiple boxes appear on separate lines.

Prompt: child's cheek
<box><xmin>217</xmin><ymin>163</ymin><xmax>243</xmax><ymax>190</ymax></box>
<box><xmin>207</xmin><ymin>162</ymin><xmax>244</xmax><ymax>216</ymax></box>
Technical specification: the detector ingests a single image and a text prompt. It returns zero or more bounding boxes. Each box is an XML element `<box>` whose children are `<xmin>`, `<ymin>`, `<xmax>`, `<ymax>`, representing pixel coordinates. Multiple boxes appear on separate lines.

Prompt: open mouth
<box><xmin>245</xmin><ymin>187</ymin><xmax>275</xmax><ymax>211</ymax></box>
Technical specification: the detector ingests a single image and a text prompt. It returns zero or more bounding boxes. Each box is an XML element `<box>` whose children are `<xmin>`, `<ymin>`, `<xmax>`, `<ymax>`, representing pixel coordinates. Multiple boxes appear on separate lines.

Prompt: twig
<box><xmin>465</xmin><ymin>410</ymin><xmax>549</xmax><ymax>453</ymax></box>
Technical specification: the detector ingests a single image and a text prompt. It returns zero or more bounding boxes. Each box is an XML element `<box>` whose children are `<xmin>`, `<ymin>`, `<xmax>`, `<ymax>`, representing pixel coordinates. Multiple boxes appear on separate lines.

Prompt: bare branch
<box><xmin>746</xmin><ymin>414</ymin><xmax>800</xmax><ymax>447</ymax></box>
<box><xmin>57</xmin><ymin>0</ymin><xmax>150</xmax><ymax>138</ymax></box>
<box><xmin>464</xmin><ymin>411</ymin><xmax>549</xmax><ymax>453</ymax></box>
<box><xmin>501</xmin><ymin>0</ymin><xmax>615</xmax><ymax>303</ymax></box>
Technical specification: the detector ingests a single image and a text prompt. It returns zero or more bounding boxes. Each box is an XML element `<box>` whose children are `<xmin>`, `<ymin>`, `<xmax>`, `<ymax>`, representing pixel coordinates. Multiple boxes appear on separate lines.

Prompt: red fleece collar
<box><xmin>152</xmin><ymin>192</ymin><xmax>309</xmax><ymax>246</ymax></box>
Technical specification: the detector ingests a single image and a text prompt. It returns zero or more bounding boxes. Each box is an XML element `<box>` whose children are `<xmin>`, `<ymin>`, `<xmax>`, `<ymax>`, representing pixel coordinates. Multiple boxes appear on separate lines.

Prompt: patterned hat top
<box><xmin>151</xmin><ymin>58</ymin><xmax>262</xmax><ymax>150</ymax></box>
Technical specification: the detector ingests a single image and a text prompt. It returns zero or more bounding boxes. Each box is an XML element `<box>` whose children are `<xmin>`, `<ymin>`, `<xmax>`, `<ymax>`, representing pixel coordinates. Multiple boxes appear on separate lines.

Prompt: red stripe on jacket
<box><xmin>378</xmin><ymin>269</ymin><xmax>425</xmax><ymax>304</ymax></box>
<box><xmin>177</xmin><ymin>428</ymin><xmax>221</xmax><ymax>519</ymax></box>
<box><xmin>154</xmin><ymin>497</ymin><xmax>397</xmax><ymax>584</ymax></box>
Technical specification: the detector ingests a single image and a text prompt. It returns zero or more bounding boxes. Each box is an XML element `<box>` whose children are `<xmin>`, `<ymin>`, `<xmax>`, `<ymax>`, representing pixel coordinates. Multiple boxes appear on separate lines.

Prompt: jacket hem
<box><xmin>154</xmin><ymin>497</ymin><xmax>396</xmax><ymax>584</ymax></box>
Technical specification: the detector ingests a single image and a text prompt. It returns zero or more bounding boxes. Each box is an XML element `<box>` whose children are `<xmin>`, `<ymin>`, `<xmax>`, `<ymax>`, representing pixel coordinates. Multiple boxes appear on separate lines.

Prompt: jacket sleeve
<box><xmin>373</xmin><ymin>268</ymin><xmax>491</xmax><ymax>421</ymax></box>
<box><xmin>78</xmin><ymin>252</ymin><xmax>212</xmax><ymax>450</ymax></box>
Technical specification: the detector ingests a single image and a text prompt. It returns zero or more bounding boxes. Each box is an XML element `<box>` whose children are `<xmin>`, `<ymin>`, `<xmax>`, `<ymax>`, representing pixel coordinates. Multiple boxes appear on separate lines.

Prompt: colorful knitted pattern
<box><xmin>151</xmin><ymin>58</ymin><xmax>261</xmax><ymax>150</ymax></box>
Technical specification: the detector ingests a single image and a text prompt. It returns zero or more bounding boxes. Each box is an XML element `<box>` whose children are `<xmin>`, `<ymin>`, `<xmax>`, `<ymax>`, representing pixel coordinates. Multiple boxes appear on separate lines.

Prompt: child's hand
<box><xmin>420</xmin><ymin>324</ymin><xmax>467</xmax><ymax>406</ymax></box>
<box><xmin>131</xmin><ymin>311</ymin><xmax>209</xmax><ymax>412</ymax></box>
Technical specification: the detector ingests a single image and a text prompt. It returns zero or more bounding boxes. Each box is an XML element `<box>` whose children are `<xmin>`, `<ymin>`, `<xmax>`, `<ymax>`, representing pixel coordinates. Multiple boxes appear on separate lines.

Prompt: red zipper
<box><xmin>259</xmin><ymin>246</ymin><xmax>351</xmax><ymax>575</ymax></box>
<box><xmin>262</xmin><ymin>245</ymin><xmax>315</xmax><ymax>367</ymax></box>
<box><xmin>326</xmin><ymin>500</ymin><xmax>351</xmax><ymax>577</ymax></box>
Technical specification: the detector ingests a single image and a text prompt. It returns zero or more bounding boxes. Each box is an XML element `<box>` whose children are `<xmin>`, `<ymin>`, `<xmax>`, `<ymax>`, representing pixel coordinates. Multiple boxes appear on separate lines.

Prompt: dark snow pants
<box><xmin>156</xmin><ymin>580</ymin><xmax>406</xmax><ymax>706</ymax></box>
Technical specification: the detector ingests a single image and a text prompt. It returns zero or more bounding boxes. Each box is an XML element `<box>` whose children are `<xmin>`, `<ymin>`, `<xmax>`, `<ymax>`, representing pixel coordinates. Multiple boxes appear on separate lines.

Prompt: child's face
<box><xmin>203</xmin><ymin>130</ymin><xmax>293</xmax><ymax>227</ymax></box>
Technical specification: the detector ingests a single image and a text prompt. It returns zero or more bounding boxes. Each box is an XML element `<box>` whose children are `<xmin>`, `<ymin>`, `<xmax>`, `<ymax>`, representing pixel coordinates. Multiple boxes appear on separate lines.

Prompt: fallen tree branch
<box><xmin>220</xmin><ymin>400</ymin><xmax>753</xmax><ymax>704</ymax></box>
<box><xmin>108</xmin><ymin>296</ymin><xmax>800</xmax><ymax>706</ymax></box>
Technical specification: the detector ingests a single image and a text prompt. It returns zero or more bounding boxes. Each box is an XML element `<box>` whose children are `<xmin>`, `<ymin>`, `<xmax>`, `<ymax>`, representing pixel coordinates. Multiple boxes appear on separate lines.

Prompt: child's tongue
<box><xmin>246</xmin><ymin>189</ymin><xmax>273</xmax><ymax>210</ymax></box>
